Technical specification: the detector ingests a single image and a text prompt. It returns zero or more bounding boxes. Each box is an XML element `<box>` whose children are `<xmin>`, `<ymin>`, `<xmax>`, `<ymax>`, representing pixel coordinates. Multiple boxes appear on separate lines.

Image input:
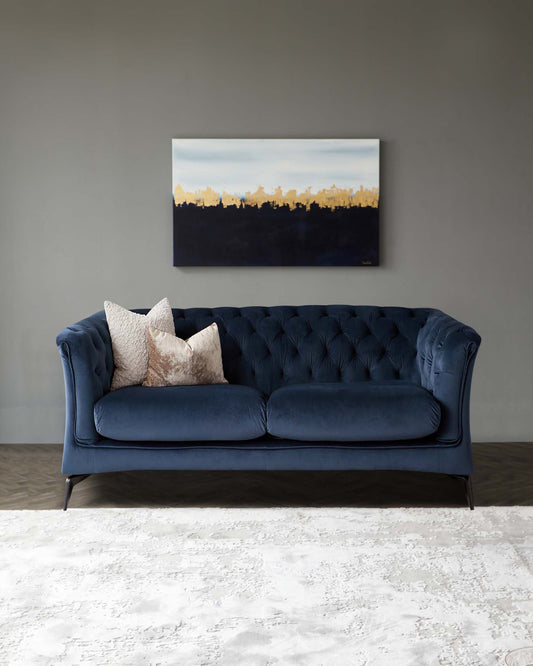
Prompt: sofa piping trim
<box><xmin>71</xmin><ymin>439</ymin><xmax>464</xmax><ymax>452</ymax></box>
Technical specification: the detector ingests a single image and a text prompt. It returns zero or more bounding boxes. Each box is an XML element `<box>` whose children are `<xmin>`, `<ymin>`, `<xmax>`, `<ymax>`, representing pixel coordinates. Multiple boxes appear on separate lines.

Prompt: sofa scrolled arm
<box><xmin>56</xmin><ymin>311</ymin><xmax>113</xmax><ymax>445</ymax></box>
<box><xmin>417</xmin><ymin>312</ymin><xmax>481</xmax><ymax>443</ymax></box>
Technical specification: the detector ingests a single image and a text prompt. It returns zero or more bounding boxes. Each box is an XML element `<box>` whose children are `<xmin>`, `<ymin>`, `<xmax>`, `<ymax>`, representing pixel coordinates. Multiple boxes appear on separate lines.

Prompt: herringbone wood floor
<box><xmin>0</xmin><ymin>443</ymin><xmax>531</xmax><ymax>510</ymax></box>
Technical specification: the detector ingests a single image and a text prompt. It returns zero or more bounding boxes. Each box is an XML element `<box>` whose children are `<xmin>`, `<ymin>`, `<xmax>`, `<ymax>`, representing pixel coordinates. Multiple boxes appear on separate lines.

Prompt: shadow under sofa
<box><xmin>56</xmin><ymin>305</ymin><xmax>481</xmax><ymax>509</ymax></box>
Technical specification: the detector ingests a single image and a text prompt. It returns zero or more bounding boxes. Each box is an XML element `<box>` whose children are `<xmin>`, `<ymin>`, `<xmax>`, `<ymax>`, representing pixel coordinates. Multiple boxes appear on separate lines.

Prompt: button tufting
<box><xmin>157</xmin><ymin>305</ymin><xmax>425</xmax><ymax>392</ymax></box>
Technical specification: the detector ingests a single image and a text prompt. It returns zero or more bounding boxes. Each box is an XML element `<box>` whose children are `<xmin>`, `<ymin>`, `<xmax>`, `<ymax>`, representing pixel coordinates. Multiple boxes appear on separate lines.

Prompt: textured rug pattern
<box><xmin>1</xmin><ymin>507</ymin><xmax>532</xmax><ymax>665</ymax></box>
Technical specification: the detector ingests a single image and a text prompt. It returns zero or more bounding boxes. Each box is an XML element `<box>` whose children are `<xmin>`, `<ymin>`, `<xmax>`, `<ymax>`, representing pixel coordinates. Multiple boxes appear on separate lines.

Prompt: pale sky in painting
<box><xmin>172</xmin><ymin>139</ymin><xmax>379</xmax><ymax>197</ymax></box>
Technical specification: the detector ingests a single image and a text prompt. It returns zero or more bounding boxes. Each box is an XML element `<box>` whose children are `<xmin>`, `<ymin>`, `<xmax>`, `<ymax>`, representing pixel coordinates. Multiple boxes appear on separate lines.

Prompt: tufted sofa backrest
<box><xmin>152</xmin><ymin>305</ymin><xmax>433</xmax><ymax>396</ymax></box>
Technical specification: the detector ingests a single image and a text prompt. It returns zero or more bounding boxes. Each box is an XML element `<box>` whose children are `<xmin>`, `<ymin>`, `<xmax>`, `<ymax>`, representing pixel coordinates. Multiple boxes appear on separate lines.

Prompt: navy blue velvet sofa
<box><xmin>57</xmin><ymin>306</ymin><xmax>481</xmax><ymax>509</ymax></box>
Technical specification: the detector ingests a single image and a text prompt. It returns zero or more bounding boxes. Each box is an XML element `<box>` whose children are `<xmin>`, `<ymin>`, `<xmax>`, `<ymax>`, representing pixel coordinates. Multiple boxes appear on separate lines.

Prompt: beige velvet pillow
<box><xmin>143</xmin><ymin>323</ymin><xmax>227</xmax><ymax>387</ymax></box>
<box><xmin>105</xmin><ymin>298</ymin><xmax>175</xmax><ymax>390</ymax></box>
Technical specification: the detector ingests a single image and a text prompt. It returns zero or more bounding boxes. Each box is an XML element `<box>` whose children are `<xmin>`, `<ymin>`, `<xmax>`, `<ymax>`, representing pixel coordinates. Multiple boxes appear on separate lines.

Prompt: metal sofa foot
<box><xmin>464</xmin><ymin>475</ymin><xmax>475</xmax><ymax>510</ymax></box>
<box><xmin>448</xmin><ymin>474</ymin><xmax>474</xmax><ymax>510</ymax></box>
<box><xmin>63</xmin><ymin>474</ymin><xmax>90</xmax><ymax>511</ymax></box>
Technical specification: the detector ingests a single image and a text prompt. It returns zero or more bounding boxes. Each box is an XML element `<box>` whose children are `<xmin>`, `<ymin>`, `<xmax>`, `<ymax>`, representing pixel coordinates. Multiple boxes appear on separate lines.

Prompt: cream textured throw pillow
<box><xmin>105</xmin><ymin>298</ymin><xmax>175</xmax><ymax>390</ymax></box>
<box><xmin>143</xmin><ymin>323</ymin><xmax>227</xmax><ymax>387</ymax></box>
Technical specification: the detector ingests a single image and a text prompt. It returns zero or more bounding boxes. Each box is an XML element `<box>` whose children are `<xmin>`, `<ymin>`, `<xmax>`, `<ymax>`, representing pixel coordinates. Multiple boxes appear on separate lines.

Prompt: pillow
<box><xmin>105</xmin><ymin>298</ymin><xmax>175</xmax><ymax>390</ymax></box>
<box><xmin>143</xmin><ymin>323</ymin><xmax>228</xmax><ymax>387</ymax></box>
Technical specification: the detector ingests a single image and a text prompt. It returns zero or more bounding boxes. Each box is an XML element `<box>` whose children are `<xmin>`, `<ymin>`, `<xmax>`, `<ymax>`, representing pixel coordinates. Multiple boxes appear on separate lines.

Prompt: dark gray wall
<box><xmin>1</xmin><ymin>0</ymin><xmax>532</xmax><ymax>443</ymax></box>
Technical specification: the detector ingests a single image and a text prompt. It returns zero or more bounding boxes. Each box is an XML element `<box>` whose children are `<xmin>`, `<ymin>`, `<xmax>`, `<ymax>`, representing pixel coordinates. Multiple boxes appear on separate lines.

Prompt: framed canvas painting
<box><xmin>172</xmin><ymin>139</ymin><xmax>379</xmax><ymax>266</ymax></box>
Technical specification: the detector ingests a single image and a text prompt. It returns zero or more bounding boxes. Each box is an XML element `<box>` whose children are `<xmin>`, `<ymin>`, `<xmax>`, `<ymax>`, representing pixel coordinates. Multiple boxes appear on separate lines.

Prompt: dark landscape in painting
<box><xmin>173</xmin><ymin>200</ymin><xmax>379</xmax><ymax>266</ymax></box>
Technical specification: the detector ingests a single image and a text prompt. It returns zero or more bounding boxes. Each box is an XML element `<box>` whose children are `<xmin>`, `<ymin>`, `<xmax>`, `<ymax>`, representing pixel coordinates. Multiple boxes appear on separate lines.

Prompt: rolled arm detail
<box><xmin>417</xmin><ymin>312</ymin><xmax>481</xmax><ymax>443</ymax></box>
<box><xmin>56</xmin><ymin>311</ymin><xmax>113</xmax><ymax>444</ymax></box>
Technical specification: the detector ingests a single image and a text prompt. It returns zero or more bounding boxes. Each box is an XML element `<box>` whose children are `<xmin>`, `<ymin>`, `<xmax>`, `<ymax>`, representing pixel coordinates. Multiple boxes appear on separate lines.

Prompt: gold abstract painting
<box><xmin>172</xmin><ymin>139</ymin><xmax>379</xmax><ymax>266</ymax></box>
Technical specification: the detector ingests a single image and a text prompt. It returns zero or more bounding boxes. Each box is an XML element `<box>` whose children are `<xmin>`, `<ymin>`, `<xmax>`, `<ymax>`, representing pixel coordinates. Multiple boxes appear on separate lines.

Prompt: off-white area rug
<box><xmin>1</xmin><ymin>508</ymin><xmax>532</xmax><ymax>665</ymax></box>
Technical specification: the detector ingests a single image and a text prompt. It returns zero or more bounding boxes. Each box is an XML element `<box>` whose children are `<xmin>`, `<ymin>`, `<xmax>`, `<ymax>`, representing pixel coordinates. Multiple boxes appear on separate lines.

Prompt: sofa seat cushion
<box><xmin>266</xmin><ymin>382</ymin><xmax>441</xmax><ymax>442</ymax></box>
<box><xmin>94</xmin><ymin>384</ymin><xmax>267</xmax><ymax>442</ymax></box>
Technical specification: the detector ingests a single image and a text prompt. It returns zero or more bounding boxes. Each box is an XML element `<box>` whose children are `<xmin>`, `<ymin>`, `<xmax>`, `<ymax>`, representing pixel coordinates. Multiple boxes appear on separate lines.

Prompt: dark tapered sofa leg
<box><xmin>448</xmin><ymin>474</ymin><xmax>475</xmax><ymax>510</ymax></box>
<box><xmin>464</xmin><ymin>475</ymin><xmax>475</xmax><ymax>511</ymax></box>
<box><xmin>63</xmin><ymin>474</ymin><xmax>90</xmax><ymax>511</ymax></box>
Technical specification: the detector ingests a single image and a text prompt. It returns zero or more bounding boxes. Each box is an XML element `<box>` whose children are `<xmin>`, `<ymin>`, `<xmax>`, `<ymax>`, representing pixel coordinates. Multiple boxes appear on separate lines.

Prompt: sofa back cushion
<box><xmin>135</xmin><ymin>306</ymin><xmax>432</xmax><ymax>396</ymax></box>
